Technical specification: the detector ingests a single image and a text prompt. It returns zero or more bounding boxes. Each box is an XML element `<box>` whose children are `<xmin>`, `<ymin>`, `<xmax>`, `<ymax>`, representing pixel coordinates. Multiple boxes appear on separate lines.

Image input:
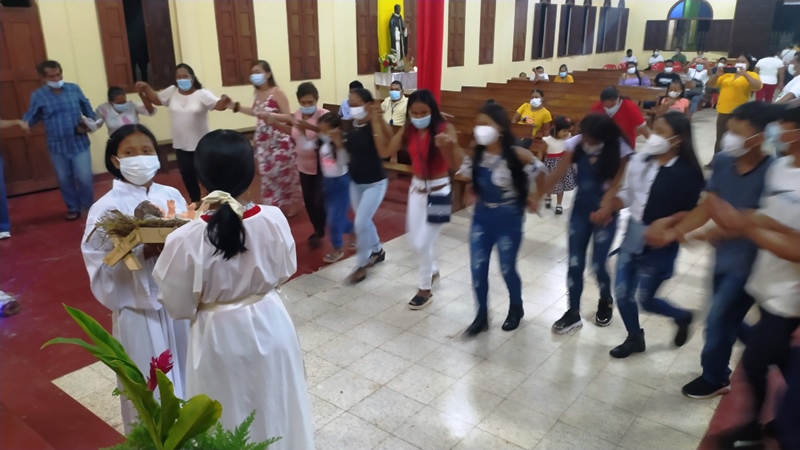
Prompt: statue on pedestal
<box><xmin>389</xmin><ymin>4</ymin><xmax>408</xmax><ymax>60</ymax></box>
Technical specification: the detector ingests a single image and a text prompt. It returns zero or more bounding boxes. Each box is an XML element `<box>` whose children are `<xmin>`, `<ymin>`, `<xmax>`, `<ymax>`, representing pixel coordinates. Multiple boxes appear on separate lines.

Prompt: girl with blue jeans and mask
<box><xmin>316</xmin><ymin>113</ymin><xmax>355</xmax><ymax>264</ymax></box>
<box><xmin>373</xmin><ymin>89</ymin><xmax>461</xmax><ymax>309</ymax></box>
<box><xmin>441</xmin><ymin>101</ymin><xmax>545</xmax><ymax>335</ymax></box>
<box><xmin>541</xmin><ymin>114</ymin><xmax>633</xmax><ymax>334</ymax></box>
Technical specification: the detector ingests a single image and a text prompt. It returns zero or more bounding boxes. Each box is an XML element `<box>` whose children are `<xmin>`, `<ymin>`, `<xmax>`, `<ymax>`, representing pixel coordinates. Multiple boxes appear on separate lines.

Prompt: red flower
<box><xmin>383</xmin><ymin>60</ymin><xmax>390</xmax><ymax>67</ymax></box>
<box><xmin>146</xmin><ymin>349</ymin><xmax>174</xmax><ymax>391</ymax></box>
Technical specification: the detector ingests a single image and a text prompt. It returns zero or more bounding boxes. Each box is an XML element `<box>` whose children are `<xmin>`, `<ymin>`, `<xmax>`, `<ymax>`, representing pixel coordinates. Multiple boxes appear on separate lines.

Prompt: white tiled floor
<box><xmin>53</xmin><ymin>110</ymin><xmax>743</xmax><ymax>449</ymax></box>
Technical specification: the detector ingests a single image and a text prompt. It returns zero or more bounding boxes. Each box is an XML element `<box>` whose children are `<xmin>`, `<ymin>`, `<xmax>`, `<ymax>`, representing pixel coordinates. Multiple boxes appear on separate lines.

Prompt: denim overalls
<box><xmin>470</xmin><ymin>160</ymin><xmax>525</xmax><ymax>316</ymax></box>
<box><xmin>567</xmin><ymin>152</ymin><xmax>618</xmax><ymax>311</ymax></box>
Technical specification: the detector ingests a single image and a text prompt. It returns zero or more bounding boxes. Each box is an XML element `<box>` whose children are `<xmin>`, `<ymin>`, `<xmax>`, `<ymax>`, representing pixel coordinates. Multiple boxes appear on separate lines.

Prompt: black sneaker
<box><xmin>682</xmin><ymin>376</ymin><xmax>731</xmax><ymax>399</ymax></box>
<box><xmin>368</xmin><ymin>249</ymin><xmax>386</xmax><ymax>267</ymax></box>
<box><xmin>595</xmin><ymin>299</ymin><xmax>613</xmax><ymax>327</ymax></box>
<box><xmin>714</xmin><ymin>422</ymin><xmax>764</xmax><ymax>449</ymax></box>
<box><xmin>674</xmin><ymin>312</ymin><xmax>694</xmax><ymax>347</ymax></box>
<box><xmin>610</xmin><ymin>331</ymin><xmax>646</xmax><ymax>358</ymax></box>
<box><xmin>552</xmin><ymin>309</ymin><xmax>582</xmax><ymax>334</ymax></box>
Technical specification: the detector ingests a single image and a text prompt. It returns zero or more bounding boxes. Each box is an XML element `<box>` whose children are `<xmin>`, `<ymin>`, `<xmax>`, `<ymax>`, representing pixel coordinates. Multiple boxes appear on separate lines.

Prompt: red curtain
<box><xmin>416</xmin><ymin>0</ymin><xmax>445</xmax><ymax>103</ymax></box>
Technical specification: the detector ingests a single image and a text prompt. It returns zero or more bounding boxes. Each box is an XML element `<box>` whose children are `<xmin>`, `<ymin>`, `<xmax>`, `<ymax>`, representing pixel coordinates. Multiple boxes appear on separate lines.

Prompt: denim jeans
<box><xmin>0</xmin><ymin>155</ymin><xmax>9</xmax><ymax>233</ymax></box>
<box><xmin>323</xmin><ymin>174</ymin><xmax>353</xmax><ymax>250</ymax></box>
<box><xmin>567</xmin><ymin>204</ymin><xmax>617</xmax><ymax>311</ymax></box>
<box><xmin>689</xmin><ymin>94</ymin><xmax>703</xmax><ymax>114</ymax></box>
<box><xmin>615</xmin><ymin>245</ymin><xmax>691</xmax><ymax>334</ymax></box>
<box><xmin>777</xmin><ymin>347</ymin><xmax>800</xmax><ymax>450</ymax></box>
<box><xmin>49</xmin><ymin>149</ymin><xmax>94</xmax><ymax>212</ymax></box>
<box><xmin>350</xmin><ymin>179</ymin><xmax>387</xmax><ymax>267</ymax></box>
<box><xmin>471</xmin><ymin>203</ymin><xmax>524</xmax><ymax>316</ymax></box>
<box><xmin>700</xmin><ymin>271</ymin><xmax>754</xmax><ymax>385</ymax></box>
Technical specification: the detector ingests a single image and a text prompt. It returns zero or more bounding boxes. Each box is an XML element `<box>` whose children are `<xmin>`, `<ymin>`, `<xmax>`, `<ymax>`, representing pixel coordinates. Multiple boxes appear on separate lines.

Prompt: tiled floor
<box><xmin>4</xmin><ymin>110</ymin><xmax>774</xmax><ymax>449</ymax></box>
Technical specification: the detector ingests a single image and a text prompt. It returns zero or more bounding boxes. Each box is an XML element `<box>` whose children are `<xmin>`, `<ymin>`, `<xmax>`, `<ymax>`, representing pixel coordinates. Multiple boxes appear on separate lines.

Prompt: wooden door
<box><xmin>141</xmin><ymin>0</ymin><xmax>177</xmax><ymax>90</ymax></box>
<box><xmin>0</xmin><ymin>3</ymin><xmax>54</xmax><ymax>196</ymax></box>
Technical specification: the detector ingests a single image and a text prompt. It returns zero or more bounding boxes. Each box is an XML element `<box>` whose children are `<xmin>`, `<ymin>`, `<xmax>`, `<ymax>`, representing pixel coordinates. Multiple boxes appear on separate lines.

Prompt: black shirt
<box><xmin>345</xmin><ymin>123</ymin><xmax>387</xmax><ymax>184</ymax></box>
<box><xmin>653</xmin><ymin>72</ymin><xmax>682</xmax><ymax>88</ymax></box>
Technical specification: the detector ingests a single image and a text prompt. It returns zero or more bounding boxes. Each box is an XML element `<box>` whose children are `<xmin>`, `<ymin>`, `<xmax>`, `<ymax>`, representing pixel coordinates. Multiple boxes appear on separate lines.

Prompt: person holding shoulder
<box><xmin>136</xmin><ymin>63</ymin><xmax>231</xmax><ymax>205</ymax></box>
<box><xmin>381</xmin><ymin>80</ymin><xmax>408</xmax><ymax>126</ymax></box>
<box><xmin>555</xmin><ymin>65</ymin><xmax>574</xmax><ymax>83</ymax></box>
<box><xmin>657</xmin><ymin>80</ymin><xmax>691</xmax><ymax>118</ymax></box>
<box><xmin>94</xmin><ymin>86</ymin><xmax>156</xmax><ymax>136</ymax></box>
<box><xmin>689</xmin><ymin>50</ymin><xmax>708</xmax><ymax>69</ymax></box>
<box><xmin>512</xmin><ymin>89</ymin><xmax>553</xmax><ymax>145</ymax></box>
<box><xmin>592</xmin><ymin>86</ymin><xmax>651</xmax><ymax>149</ymax></box>
<box><xmin>619</xmin><ymin>62</ymin><xmax>651</xmax><ymax>87</ymax></box>
<box><xmin>530</xmin><ymin>66</ymin><xmax>550</xmax><ymax>83</ymax></box>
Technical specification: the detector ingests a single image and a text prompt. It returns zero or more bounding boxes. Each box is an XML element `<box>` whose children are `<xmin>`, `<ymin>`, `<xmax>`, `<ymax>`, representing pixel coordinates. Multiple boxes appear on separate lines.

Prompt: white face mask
<box><xmin>717</xmin><ymin>63</ymin><xmax>725</xmax><ymax>68</ymax></box>
<box><xmin>735</xmin><ymin>63</ymin><xmax>748</xmax><ymax>70</ymax></box>
<box><xmin>668</xmin><ymin>91</ymin><xmax>681</xmax><ymax>98</ymax></box>
<box><xmin>350</xmin><ymin>106</ymin><xmax>367</xmax><ymax>120</ymax></box>
<box><xmin>118</xmin><ymin>155</ymin><xmax>160</xmax><ymax>186</ymax></box>
<box><xmin>640</xmin><ymin>134</ymin><xmax>675</xmax><ymax>156</ymax></box>
<box><xmin>530</xmin><ymin>98</ymin><xmax>543</xmax><ymax>108</ymax></box>
<box><xmin>473</xmin><ymin>125</ymin><xmax>499</xmax><ymax>146</ymax></box>
<box><xmin>789</xmin><ymin>64</ymin><xmax>796</xmax><ymax>76</ymax></box>
<box><xmin>605</xmin><ymin>101</ymin><xmax>622</xmax><ymax>117</ymax></box>
<box><xmin>627</xmin><ymin>67</ymin><xmax>637</xmax><ymax>74</ymax></box>
<box><xmin>664</xmin><ymin>67</ymin><xmax>674</xmax><ymax>73</ymax></box>
<box><xmin>720</xmin><ymin>132</ymin><xmax>751</xmax><ymax>158</ymax></box>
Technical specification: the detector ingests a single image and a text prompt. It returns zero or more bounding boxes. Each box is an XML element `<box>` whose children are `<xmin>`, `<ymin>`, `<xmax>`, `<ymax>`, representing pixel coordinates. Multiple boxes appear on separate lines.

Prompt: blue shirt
<box><xmin>707</xmin><ymin>154</ymin><xmax>774</xmax><ymax>275</ymax></box>
<box><xmin>338</xmin><ymin>99</ymin><xmax>351</xmax><ymax>120</ymax></box>
<box><xmin>23</xmin><ymin>83</ymin><xmax>96</xmax><ymax>154</ymax></box>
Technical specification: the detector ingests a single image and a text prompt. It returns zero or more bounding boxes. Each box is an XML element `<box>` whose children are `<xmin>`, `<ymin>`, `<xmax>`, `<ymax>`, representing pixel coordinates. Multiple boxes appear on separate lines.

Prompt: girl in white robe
<box><xmin>153</xmin><ymin>129</ymin><xmax>313</xmax><ymax>449</ymax></box>
<box><xmin>81</xmin><ymin>124</ymin><xmax>189</xmax><ymax>432</ymax></box>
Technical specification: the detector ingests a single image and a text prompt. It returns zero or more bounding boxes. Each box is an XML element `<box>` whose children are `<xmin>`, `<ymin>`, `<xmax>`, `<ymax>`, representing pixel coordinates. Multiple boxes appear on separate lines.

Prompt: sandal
<box><xmin>65</xmin><ymin>211</ymin><xmax>81</xmax><ymax>221</ymax></box>
<box><xmin>323</xmin><ymin>250</ymin><xmax>344</xmax><ymax>264</ymax></box>
<box><xmin>545</xmin><ymin>197</ymin><xmax>552</xmax><ymax>209</ymax></box>
<box><xmin>348</xmin><ymin>241</ymin><xmax>357</xmax><ymax>251</ymax></box>
<box><xmin>347</xmin><ymin>266</ymin><xmax>368</xmax><ymax>284</ymax></box>
<box><xmin>367</xmin><ymin>249</ymin><xmax>386</xmax><ymax>267</ymax></box>
<box><xmin>432</xmin><ymin>272</ymin><xmax>440</xmax><ymax>284</ymax></box>
<box><xmin>555</xmin><ymin>205</ymin><xmax>563</xmax><ymax>215</ymax></box>
<box><xmin>408</xmin><ymin>294</ymin><xmax>433</xmax><ymax>310</ymax></box>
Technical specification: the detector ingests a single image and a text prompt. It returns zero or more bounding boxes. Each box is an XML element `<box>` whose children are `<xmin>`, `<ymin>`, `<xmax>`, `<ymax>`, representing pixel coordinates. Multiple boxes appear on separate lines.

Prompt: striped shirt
<box><xmin>23</xmin><ymin>83</ymin><xmax>96</xmax><ymax>154</ymax></box>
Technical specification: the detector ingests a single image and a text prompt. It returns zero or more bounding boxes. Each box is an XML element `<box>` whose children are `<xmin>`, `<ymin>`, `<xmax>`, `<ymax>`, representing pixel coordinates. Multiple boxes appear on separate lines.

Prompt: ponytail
<box><xmin>205</xmin><ymin>203</ymin><xmax>247</xmax><ymax>260</ymax></box>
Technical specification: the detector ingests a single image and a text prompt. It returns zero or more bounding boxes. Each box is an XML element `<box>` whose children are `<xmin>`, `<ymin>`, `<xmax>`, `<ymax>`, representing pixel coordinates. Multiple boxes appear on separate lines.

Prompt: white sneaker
<box><xmin>0</xmin><ymin>232</ymin><xmax>10</xmax><ymax>240</ymax></box>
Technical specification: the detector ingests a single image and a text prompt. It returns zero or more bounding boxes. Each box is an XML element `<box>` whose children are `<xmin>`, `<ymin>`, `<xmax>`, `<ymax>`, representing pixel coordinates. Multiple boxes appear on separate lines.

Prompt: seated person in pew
<box><xmin>657</xmin><ymin>81</ymin><xmax>691</xmax><ymax>118</ymax></box>
<box><xmin>381</xmin><ymin>80</ymin><xmax>408</xmax><ymax>126</ymax></box>
<box><xmin>530</xmin><ymin>66</ymin><xmax>550</xmax><ymax>83</ymax></box>
<box><xmin>554</xmin><ymin>64</ymin><xmax>574</xmax><ymax>83</ymax></box>
<box><xmin>620</xmin><ymin>62</ymin><xmax>652</xmax><ymax>87</ymax></box>
<box><xmin>622</xmin><ymin>49</ymin><xmax>638</xmax><ymax>65</ymax></box>
<box><xmin>512</xmin><ymin>88</ymin><xmax>552</xmax><ymax>148</ymax></box>
<box><xmin>654</xmin><ymin>60</ymin><xmax>683</xmax><ymax>90</ymax></box>
<box><xmin>515</xmin><ymin>72</ymin><xmax>528</xmax><ymax>80</ymax></box>
<box><xmin>649</xmin><ymin>49</ymin><xmax>665</xmax><ymax>70</ymax></box>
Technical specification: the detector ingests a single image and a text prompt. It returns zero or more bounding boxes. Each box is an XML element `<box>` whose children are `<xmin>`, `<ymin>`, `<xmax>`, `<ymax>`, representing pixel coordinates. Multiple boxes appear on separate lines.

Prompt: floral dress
<box><xmin>253</xmin><ymin>95</ymin><xmax>301</xmax><ymax>210</ymax></box>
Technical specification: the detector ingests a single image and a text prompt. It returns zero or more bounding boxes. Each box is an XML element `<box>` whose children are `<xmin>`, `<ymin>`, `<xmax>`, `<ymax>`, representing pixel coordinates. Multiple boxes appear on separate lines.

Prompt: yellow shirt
<box><xmin>715</xmin><ymin>72</ymin><xmax>762</xmax><ymax>114</ymax></box>
<box><xmin>554</xmin><ymin>75</ymin><xmax>574</xmax><ymax>83</ymax></box>
<box><xmin>516</xmin><ymin>104</ymin><xmax>553</xmax><ymax>136</ymax></box>
<box><xmin>381</xmin><ymin>96</ymin><xmax>408</xmax><ymax>126</ymax></box>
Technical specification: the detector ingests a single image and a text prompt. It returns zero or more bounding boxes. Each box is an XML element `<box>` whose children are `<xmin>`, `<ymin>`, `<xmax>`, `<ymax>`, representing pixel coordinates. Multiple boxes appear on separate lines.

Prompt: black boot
<box><xmin>610</xmin><ymin>330</ymin><xmax>646</xmax><ymax>359</ymax></box>
<box><xmin>464</xmin><ymin>313</ymin><xmax>489</xmax><ymax>337</ymax></box>
<box><xmin>501</xmin><ymin>306</ymin><xmax>524</xmax><ymax>331</ymax></box>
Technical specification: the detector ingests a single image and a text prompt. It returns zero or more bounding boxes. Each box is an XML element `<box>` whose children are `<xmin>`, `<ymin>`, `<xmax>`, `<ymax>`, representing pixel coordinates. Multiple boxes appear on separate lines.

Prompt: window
<box><xmin>355</xmin><ymin>0</ymin><xmax>379</xmax><ymax>75</ymax></box>
<box><xmin>644</xmin><ymin>0</ymin><xmax>719</xmax><ymax>52</ymax></box>
<box><xmin>403</xmin><ymin>0</ymin><xmax>417</xmax><ymax>58</ymax></box>
<box><xmin>511</xmin><ymin>0</ymin><xmax>528</xmax><ymax>62</ymax></box>
<box><xmin>213</xmin><ymin>0</ymin><xmax>258</xmax><ymax>86</ymax></box>
<box><xmin>558</xmin><ymin>2</ymin><xmax>597</xmax><ymax>57</ymax></box>
<box><xmin>447</xmin><ymin>0</ymin><xmax>466</xmax><ymax>67</ymax></box>
<box><xmin>478</xmin><ymin>0</ymin><xmax>496</xmax><ymax>65</ymax></box>
<box><xmin>286</xmin><ymin>0</ymin><xmax>321</xmax><ymax>80</ymax></box>
<box><xmin>595</xmin><ymin>2</ymin><xmax>629</xmax><ymax>53</ymax></box>
<box><xmin>531</xmin><ymin>0</ymin><xmax>557</xmax><ymax>60</ymax></box>
<box><xmin>95</xmin><ymin>0</ymin><xmax>176</xmax><ymax>91</ymax></box>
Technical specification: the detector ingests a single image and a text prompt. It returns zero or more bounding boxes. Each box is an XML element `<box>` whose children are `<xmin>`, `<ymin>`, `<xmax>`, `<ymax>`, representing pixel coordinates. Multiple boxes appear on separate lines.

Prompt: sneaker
<box><xmin>610</xmin><ymin>331</ymin><xmax>646</xmax><ymax>358</ymax></box>
<box><xmin>595</xmin><ymin>299</ymin><xmax>613</xmax><ymax>327</ymax></box>
<box><xmin>552</xmin><ymin>309</ymin><xmax>582</xmax><ymax>334</ymax></box>
<box><xmin>714</xmin><ymin>422</ymin><xmax>764</xmax><ymax>449</ymax></box>
<box><xmin>368</xmin><ymin>249</ymin><xmax>386</xmax><ymax>267</ymax></box>
<box><xmin>0</xmin><ymin>231</ymin><xmax>9</xmax><ymax>240</ymax></box>
<box><xmin>674</xmin><ymin>312</ymin><xmax>693</xmax><ymax>347</ymax></box>
<box><xmin>682</xmin><ymin>376</ymin><xmax>731</xmax><ymax>399</ymax></box>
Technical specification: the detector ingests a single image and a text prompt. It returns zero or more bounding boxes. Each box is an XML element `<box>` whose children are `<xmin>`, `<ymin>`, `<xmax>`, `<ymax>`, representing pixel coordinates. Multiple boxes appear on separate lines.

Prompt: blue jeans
<box><xmin>470</xmin><ymin>204</ymin><xmax>524</xmax><ymax>316</ymax></box>
<box><xmin>690</xmin><ymin>95</ymin><xmax>703</xmax><ymax>114</ymax></box>
<box><xmin>0</xmin><ymin>155</ymin><xmax>9</xmax><ymax>232</ymax></box>
<box><xmin>615</xmin><ymin>246</ymin><xmax>691</xmax><ymax>334</ymax></box>
<box><xmin>350</xmin><ymin>179</ymin><xmax>387</xmax><ymax>267</ymax></box>
<box><xmin>700</xmin><ymin>271</ymin><xmax>754</xmax><ymax>385</ymax></box>
<box><xmin>567</xmin><ymin>206</ymin><xmax>617</xmax><ymax>311</ymax></box>
<box><xmin>49</xmin><ymin>150</ymin><xmax>94</xmax><ymax>212</ymax></box>
<box><xmin>323</xmin><ymin>174</ymin><xmax>353</xmax><ymax>250</ymax></box>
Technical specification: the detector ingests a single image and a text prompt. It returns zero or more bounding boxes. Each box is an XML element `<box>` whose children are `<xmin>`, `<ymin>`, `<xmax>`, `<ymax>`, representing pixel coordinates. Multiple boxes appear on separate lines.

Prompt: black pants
<box><xmin>714</xmin><ymin>113</ymin><xmax>732</xmax><ymax>156</ymax></box>
<box><xmin>742</xmin><ymin>307</ymin><xmax>800</xmax><ymax>422</ymax></box>
<box><xmin>299</xmin><ymin>172</ymin><xmax>326</xmax><ymax>236</ymax></box>
<box><xmin>175</xmin><ymin>149</ymin><xmax>201</xmax><ymax>203</ymax></box>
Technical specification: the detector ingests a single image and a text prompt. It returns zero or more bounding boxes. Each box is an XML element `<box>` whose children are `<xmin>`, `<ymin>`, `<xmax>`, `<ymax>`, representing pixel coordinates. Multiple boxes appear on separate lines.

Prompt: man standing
<box><xmin>380</xmin><ymin>80</ymin><xmax>407</xmax><ymax>126</ymax></box>
<box><xmin>22</xmin><ymin>60</ymin><xmax>96</xmax><ymax>220</ymax></box>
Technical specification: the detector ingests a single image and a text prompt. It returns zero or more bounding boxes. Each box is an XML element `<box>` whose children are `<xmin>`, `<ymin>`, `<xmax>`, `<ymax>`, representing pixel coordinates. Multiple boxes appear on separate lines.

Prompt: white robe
<box><xmin>82</xmin><ymin>180</ymin><xmax>190</xmax><ymax>433</ymax></box>
<box><xmin>153</xmin><ymin>205</ymin><xmax>313</xmax><ymax>450</ymax></box>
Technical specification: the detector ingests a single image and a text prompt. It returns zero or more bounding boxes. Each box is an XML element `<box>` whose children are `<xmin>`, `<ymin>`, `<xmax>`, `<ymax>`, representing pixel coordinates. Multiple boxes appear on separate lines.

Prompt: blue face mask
<box><xmin>47</xmin><ymin>80</ymin><xmax>64</xmax><ymax>89</ymax></box>
<box><xmin>765</xmin><ymin>122</ymin><xmax>788</xmax><ymax>156</ymax></box>
<box><xmin>410</xmin><ymin>115</ymin><xmax>431</xmax><ymax>129</ymax></box>
<box><xmin>112</xmin><ymin>102</ymin><xmax>130</xmax><ymax>113</ymax></box>
<box><xmin>389</xmin><ymin>91</ymin><xmax>402</xmax><ymax>101</ymax></box>
<box><xmin>559</xmin><ymin>72</ymin><xmax>567</xmax><ymax>78</ymax></box>
<box><xmin>250</xmin><ymin>73</ymin><xmax>267</xmax><ymax>87</ymax></box>
<box><xmin>300</xmin><ymin>105</ymin><xmax>317</xmax><ymax>115</ymax></box>
<box><xmin>176</xmin><ymin>79</ymin><xmax>193</xmax><ymax>91</ymax></box>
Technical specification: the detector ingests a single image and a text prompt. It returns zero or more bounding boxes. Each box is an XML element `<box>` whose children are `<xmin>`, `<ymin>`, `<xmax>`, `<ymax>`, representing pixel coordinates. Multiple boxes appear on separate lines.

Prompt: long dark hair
<box><xmin>472</xmin><ymin>101</ymin><xmax>528</xmax><ymax>205</ymax></box>
<box><xmin>657</xmin><ymin>112</ymin><xmax>703</xmax><ymax>175</ymax></box>
<box><xmin>175</xmin><ymin>63</ymin><xmax>202</xmax><ymax>89</ymax></box>
<box><xmin>626</xmin><ymin>62</ymin><xmax>643</xmax><ymax>86</ymax></box>
<box><xmin>194</xmin><ymin>130</ymin><xmax>255</xmax><ymax>260</ymax></box>
<box><xmin>255</xmin><ymin>60</ymin><xmax>277</xmax><ymax>87</ymax></box>
<box><xmin>573</xmin><ymin>114</ymin><xmax>624</xmax><ymax>183</ymax></box>
<box><xmin>105</xmin><ymin>124</ymin><xmax>158</xmax><ymax>180</ymax></box>
<box><xmin>404</xmin><ymin>89</ymin><xmax>447</xmax><ymax>177</ymax></box>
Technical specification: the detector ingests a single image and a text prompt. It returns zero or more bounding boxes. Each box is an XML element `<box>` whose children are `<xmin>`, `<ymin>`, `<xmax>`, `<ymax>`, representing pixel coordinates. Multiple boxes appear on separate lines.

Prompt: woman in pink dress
<box><xmin>230</xmin><ymin>60</ymin><xmax>300</xmax><ymax>216</ymax></box>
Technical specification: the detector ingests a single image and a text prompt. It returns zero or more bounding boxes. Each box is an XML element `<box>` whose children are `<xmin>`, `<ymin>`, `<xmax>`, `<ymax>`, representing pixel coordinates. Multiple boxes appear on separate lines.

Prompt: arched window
<box><xmin>665</xmin><ymin>0</ymin><xmax>714</xmax><ymax>52</ymax></box>
<box><xmin>668</xmin><ymin>0</ymin><xmax>713</xmax><ymax>20</ymax></box>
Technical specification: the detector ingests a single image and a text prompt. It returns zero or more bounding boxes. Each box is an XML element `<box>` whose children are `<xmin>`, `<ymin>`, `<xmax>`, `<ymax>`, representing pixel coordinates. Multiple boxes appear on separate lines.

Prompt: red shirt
<box><xmin>591</xmin><ymin>98</ymin><xmax>645</xmax><ymax>149</ymax></box>
<box><xmin>405</xmin><ymin>123</ymin><xmax>449</xmax><ymax>178</ymax></box>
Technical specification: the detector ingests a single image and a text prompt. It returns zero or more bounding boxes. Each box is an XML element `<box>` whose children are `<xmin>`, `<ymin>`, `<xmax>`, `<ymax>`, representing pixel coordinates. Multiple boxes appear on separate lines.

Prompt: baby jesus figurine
<box><xmin>133</xmin><ymin>200</ymin><xmax>198</xmax><ymax>221</ymax></box>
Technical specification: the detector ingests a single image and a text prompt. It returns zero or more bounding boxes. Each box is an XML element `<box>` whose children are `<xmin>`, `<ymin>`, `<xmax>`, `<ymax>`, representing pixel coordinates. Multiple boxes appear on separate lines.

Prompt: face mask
<box><xmin>605</xmin><ymin>101</ymin><xmax>621</xmax><ymax>117</ymax></box>
<box><xmin>473</xmin><ymin>125</ymin><xmax>499</xmax><ymax>146</ymax></box>
<box><xmin>720</xmin><ymin>132</ymin><xmax>751</xmax><ymax>158</ymax></box>
<box><xmin>350</xmin><ymin>106</ymin><xmax>367</xmax><ymax>120</ymax></box>
<box><xmin>627</xmin><ymin>67</ymin><xmax>636</xmax><ymax>74</ymax></box>
<box><xmin>300</xmin><ymin>105</ymin><xmax>317</xmax><ymax>115</ymax></box>
<box><xmin>559</xmin><ymin>72</ymin><xmax>567</xmax><ymax>78</ymax></box>
<box><xmin>664</xmin><ymin>67</ymin><xmax>674</xmax><ymax>73</ymax></box>
<box><xmin>641</xmin><ymin>134</ymin><xmax>675</xmax><ymax>156</ymax></box>
<box><xmin>530</xmin><ymin>98</ymin><xmax>543</xmax><ymax>108</ymax></box>
<box><xmin>176</xmin><ymin>79</ymin><xmax>193</xmax><ymax>91</ymax></box>
<box><xmin>718</xmin><ymin>63</ymin><xmax>725</xmax><ymax>68</ymax></box>
<box><xmin>789</xmin><ymin>64</ymin><xmax>796</xmax><ymax>76</ymax></box>
<box><xmin>654</xmin><ymin>51</ymin><xmax>660</xmax><ymax>56</ymax></box>
<box><xmin>47</xmin><ymin>80</ymin><xmax>64</xmax><ymax>89</ymax></box>
<box><xmin>250</xmin><ymin>74</ymin><xmax>267</xmax><ymax>87</ymax></box>
<box><xmin>118</xmin><ymin>155</ymin><xmax>160</xmax><ymax>186</ymax></box>
<box><xmin>389</xmin><ymin>91</ymin><xmax>402</xmax><ymax>101</ymax></box>
<box><xmin>668</xmin><ymin>91</ymin><xmax>681</xmax><ymax>98</ymax></box>
<box><xmin>696</xmin><ymin>65</ymin><xmax>705</xmax><ymax>71</ymax></box>
<box><xmin>735</xmin><ymin>63</ymin><xmax>748</xmax><ymax>70</ymax></box>
<box><xmin>411</xmin><ymin>115</ymin><xmax>431</xmax><ymax>129</ymax></box>
<box><xmin>319</xmin><ymin>134</ymin><xmax>332</xmax><ymax>144</ymax></box>
<box><xmin>583</xmin><ymin>142</ymin><xmax>604</xmax><ymax>154</ymax></box>
<box><xmin>112</xmin><ymin>103</ymin><xmax>130</xmax><ymax>113</ymax></box>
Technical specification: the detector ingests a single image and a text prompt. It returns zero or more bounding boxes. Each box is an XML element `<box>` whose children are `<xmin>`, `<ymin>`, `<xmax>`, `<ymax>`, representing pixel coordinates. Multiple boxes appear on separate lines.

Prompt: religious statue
<box><xmin>389</xmin><ymin>4</ymin><xmax>409</xmax><ymax>60</ymax></box>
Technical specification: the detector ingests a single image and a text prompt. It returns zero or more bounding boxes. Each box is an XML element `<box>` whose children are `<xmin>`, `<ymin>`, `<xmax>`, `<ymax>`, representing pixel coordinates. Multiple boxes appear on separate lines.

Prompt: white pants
<box><xmin>407</xmin><ymin>177</ymin><xmax>450</xmax><ymax>290</ymax></box>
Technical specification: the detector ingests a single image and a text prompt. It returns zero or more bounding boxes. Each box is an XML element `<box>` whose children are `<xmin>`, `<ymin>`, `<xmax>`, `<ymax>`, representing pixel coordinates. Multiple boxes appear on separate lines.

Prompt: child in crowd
<box><xmin>93</xmin><ymin>86</ymin><xmax>155</xmax><ymax>136</ymax></box>
<box><xmin>541</xmin><ymin>116</ymin><xmax>576</xmax><ymax>215</ymax></box>
<box><xmin>316</xmin><ymin>113</ymin><xmax>354</xmax><ymax>263</ymax></box>
<box><xmin>657</xmin><ymin>80</ymin><xmax>691</xmax><ymax>117</ymax></box>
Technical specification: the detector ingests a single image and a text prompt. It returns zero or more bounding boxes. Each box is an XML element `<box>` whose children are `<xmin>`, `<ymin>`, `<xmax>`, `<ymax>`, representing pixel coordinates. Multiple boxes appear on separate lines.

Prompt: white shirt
<box><xmin>157</xmin><ymin>86</ymin><xmax>219</xmax><ymax>151</ymax></box>
<box><xmin>94</xmin><ymin>101</ymin><xmax>156</xmax><ymax>136</ymax></box>
<box><xmin>319</xmin><ymin>141</ymin><xmax>349</xmax><ymax>178</ymax></box>
<box><xmin>616</xmin><ymin>152</ymin><xmax>678</xmax><ymax>222</ymax></box>
<box><xmin>543</xmin><ymin>136</ymin><xmax>568</xmax><ymax>155</ymax></box>
<box><xmin>530</xmin><ymin>73</ymin><xmax>550</xmax><ymax>81</ymax></box>
<box><xmin>756</xmin><ymin>56</ymin><xmax>785</xmax><ymax>85</ymax></box>
<box><xmin>687</xmin><ymin>68</ymin><xmax>710</xmax><ymax>85</ymax></box>
<box><xmin>778</xmin><ymin>76</ymin><xmax>800</xmax><ymax>101</ymax></box>
<box><xmin>622</xmin><ymin>55</ymin><xmax>638</xmax><ymax>64</ymax></box>
<box><xmin>649</xmin><ymin>55</ymin><xmax>665</xmax><ymax>66</ymax></box>
<box><xmin>746</xmin><ymin>156</ymin><xmax>800</xmax><ymax>318</ymax></box>
<box><xmin>457</xmin><ymin>151</ymin><xmax>546</xmax><ymax>197</ymax></box>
